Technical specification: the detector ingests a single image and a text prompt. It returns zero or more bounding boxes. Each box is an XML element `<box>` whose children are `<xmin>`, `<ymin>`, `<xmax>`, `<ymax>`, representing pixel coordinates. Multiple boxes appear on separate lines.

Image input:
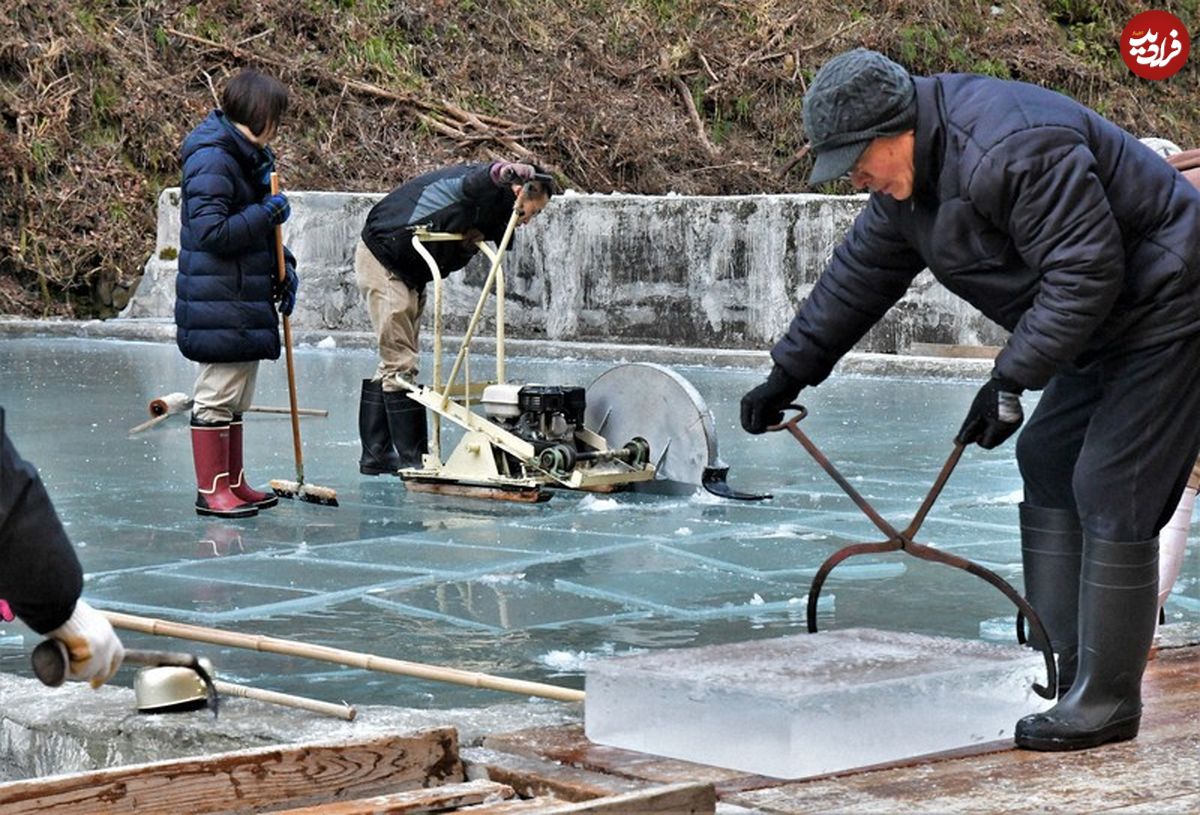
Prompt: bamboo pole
<box><xmin>103</xmin><ymin>611</ymin><xmax>586</xmax><ymax>704</ymax></box>
<box><xmin>246</xmin><ymin>405</ymin><xmax>329</xmax><ymax>417</ymax></box>
<box><xmin>128</xmin><ymin>414</ymin><xmax>171</xmax><ymax>436</ymax></box>
<box><xmin>214</xmin><ymin>680</ymin><xmax>356</xmax><ymax>721</ymax></box>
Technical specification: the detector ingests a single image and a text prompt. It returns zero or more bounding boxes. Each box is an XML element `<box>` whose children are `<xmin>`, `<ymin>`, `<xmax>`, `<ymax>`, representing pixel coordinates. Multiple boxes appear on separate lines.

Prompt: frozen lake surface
<box><xmin>1</xmin><ymin>337</ymin><xmax>1196</xmax><ymax>709</ymax></box>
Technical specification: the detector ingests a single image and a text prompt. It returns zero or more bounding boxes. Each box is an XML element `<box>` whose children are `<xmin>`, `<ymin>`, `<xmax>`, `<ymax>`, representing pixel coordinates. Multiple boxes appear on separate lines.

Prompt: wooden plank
<box><xmin>452</xmin><ymin>799</ymin><xmax>558</xmax><ymax>814</ymax></box>
<box><xmin>458</xmin><ymin>782</ymin><xmax>716</xmax><ymax>814</ymax></box>
<box><xmin>269</xmin><ymin>779</ymin><xmax>515</xmax><ymax>814</ymax></box>
<box><xmin>1102</xmin><ymin>792</ymin><xmax>1200</xmax><ymax>813</ymax></box>
<box><xmin>907</xmin><ymin>342</ymin><xmax>1001</xmax><ymax>359</ymax></box>
<box><xmin>0</xmin><ymin>728</ymin><xmax>463</xmax><ymax>815</ymax></box>
<box><xmin>482</xmin><ymin>725</ymin><xmax>747</xmax><ymax>785</ymax></box>
<box><xmin>402</xmin><ymin>479</ymin><xmax>549</xmax><ymax>503</ymax></box>
<box><xmin>480</xmin><ymin>647</ymin><xmax>1200</xmax><ymax>814</ymax></box>
<box><xmin>726</xmin><ymin>717</ymin><xmax>1200</xmax><ymax>812</ymax></box>
<box><xmin>462</xmin><ymin>746</ymin><xmax>648</xmax><ymax>802</ymax></box>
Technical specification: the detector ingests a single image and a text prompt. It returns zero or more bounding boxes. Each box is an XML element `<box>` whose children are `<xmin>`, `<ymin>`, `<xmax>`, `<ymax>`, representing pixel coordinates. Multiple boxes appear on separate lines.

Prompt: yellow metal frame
<box><xmin>399</xmin><ymin>212</ymin><xmax>654</xmax><ymax>493</ymax></box>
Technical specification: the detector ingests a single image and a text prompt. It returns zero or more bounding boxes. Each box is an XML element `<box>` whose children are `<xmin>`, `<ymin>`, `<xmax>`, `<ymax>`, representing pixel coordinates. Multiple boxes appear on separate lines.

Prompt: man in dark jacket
<box><xmin>1</xmin><ymin>408</ymin><xmax>124</xmax><ymax>687</ymax></box>
<box><xmin>741</xmin><ymin>49</ymin><xmax>1200</xmax><ymax>751</ymax></box>
<box><xmin>175</xmin><ymin>68</ymin><xmax>298</xmax><ymax>518</ymax></box>
<box><xmin>353</xmin><ymin>161</ymin><xmax>553</xmax><ymax>476</ymax></box>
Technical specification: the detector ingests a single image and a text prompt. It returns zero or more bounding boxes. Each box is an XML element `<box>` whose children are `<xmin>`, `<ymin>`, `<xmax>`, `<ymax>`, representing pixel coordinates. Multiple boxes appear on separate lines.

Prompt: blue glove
<box><xmin>275</xmin><ymin>256</ymin><xmax>299</xmax><ymax>317</ymax></box>
<box><xmin>262</xmin><ymin>193</ymin><xmax>291</xmax><ymax>225</ymax></box>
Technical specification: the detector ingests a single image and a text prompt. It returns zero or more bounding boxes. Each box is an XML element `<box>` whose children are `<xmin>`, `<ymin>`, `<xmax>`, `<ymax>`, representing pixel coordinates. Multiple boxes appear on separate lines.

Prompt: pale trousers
<box><xmin>193</xmin><ymin>361</ymin><xmax>259</xmax><ymax>424</ymax></box>
<box><xmin>354</xmin><ymin>239</ymin><xmax>426</xmax><ymax>392</ymax></box>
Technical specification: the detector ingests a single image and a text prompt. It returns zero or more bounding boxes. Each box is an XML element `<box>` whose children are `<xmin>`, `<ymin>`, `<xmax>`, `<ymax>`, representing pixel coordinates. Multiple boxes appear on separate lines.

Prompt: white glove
<box><xmin>46</xmin><ymin>600</ymin><xmax>124</xmax><ymax>688</ymax></box>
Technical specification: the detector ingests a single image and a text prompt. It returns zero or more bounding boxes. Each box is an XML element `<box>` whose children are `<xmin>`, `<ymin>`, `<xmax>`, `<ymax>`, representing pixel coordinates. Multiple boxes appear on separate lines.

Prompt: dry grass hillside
<box><xmin>1</xmin><ymin>0</ymin><xmax>1197</xmax><ymax>317</ymax></box>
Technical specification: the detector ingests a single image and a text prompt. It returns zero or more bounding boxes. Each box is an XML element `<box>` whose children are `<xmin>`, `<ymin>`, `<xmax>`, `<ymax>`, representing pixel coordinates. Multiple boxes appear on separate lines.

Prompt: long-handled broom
<box><xmin>266</xmin><ymin>172</ymin><xmax>338</xmax><ymax>507</ymax></box>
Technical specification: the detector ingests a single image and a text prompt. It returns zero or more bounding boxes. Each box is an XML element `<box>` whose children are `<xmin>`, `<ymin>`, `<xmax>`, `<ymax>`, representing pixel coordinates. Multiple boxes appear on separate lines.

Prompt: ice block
<box><xmin>585</xmin><ymin>627</ymin><xmax>1054</xmax><ymax>779</ymax></box>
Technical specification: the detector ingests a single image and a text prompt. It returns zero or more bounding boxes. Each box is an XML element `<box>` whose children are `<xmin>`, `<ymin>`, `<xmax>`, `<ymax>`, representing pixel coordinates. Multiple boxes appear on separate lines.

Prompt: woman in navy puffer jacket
<box><xmin>175</xmin><ymin>68</ymin><xmax>297</xmax><ymax>519</ymax></box>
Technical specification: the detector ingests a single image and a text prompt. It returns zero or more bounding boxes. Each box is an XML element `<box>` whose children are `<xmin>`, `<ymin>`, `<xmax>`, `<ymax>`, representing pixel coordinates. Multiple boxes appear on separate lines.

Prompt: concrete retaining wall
<box><xmin>122</xmin><ymin>188</ymin><xmax>1008</xmax><ymax>352</ymax></box>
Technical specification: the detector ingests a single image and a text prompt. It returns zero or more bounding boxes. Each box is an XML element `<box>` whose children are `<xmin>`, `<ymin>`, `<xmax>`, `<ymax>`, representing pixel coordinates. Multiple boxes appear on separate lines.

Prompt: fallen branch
<box><xmin>164</xmin><ymin>28</ymin><xmax>533</xmax><ymax>157</ymax></box>
<box><xmin>776</xmin><ymin>143</ymin><xmax>811</xmax><ymax>179</ymax></box>
<box><xmin>670</xmin><ymin>75</ymin><xmax>718</xmax><ymax>157</ymax></box>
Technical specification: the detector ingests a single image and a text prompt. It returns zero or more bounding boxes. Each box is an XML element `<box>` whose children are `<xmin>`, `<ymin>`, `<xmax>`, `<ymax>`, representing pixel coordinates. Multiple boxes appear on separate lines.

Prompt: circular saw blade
<box><xmin>584</xmin><ymin>363</ymin><xmax>720</xmax><ymax>486</ymax></box>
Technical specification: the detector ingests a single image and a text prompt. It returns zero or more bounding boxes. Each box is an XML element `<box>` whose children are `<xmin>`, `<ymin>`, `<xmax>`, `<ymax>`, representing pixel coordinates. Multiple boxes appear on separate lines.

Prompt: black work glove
<box><xmin>956</xmin><ymin>373</ymin><xmax>1024</xmax><ymax>449</ymax></box>
<box><xmin>740</xmin><ymin>365</ymin><xmax>805</xmax><ymax>434</ymax></box>
<box><xmin>274</xmin><ymin>247</ymin><xmax>299</xmax><ymax>317</ymax></box>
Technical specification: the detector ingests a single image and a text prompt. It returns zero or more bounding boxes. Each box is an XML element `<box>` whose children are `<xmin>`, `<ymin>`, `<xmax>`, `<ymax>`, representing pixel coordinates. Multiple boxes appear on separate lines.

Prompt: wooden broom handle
<box><xmin>102</xmin><ymin>610</ymin><xmax>585</xmax><ymax>703</ymax></box>
<box><xmin>271</xmin><ymin>172</ymin><xmax>305</xmax><ymax>482</ymax></box>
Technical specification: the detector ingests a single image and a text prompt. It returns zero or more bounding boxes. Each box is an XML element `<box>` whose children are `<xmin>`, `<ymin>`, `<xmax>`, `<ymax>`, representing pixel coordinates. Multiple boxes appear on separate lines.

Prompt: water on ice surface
<box><xmin>1</xmin><ymin>337</ymin><xmax>1196</xmax><ymax>712</ymax></box>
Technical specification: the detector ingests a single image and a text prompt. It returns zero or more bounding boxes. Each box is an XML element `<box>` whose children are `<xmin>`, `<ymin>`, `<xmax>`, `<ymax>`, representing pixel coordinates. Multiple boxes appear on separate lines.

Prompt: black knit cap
<box><xmin>803</xmin><ymin>49</ymin><xmax>917</xmax><ymax>185</ymax></box>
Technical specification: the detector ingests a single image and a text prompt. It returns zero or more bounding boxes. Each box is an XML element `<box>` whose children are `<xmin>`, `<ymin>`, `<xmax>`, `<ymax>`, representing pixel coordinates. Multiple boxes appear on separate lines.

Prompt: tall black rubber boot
<box><xmin>359</xmin><ymin>379</ymin><xmax>401</xmax><ymax>475</ymax></box>
<box><xmin>1014</xmin><ymin>534</ymin><xmax>1158</xmax><ymax>751</ymax></box>
<box><xmin>383</xmin><ymin>389</ymin><xmax>428</xmax><ymax>469</ymax></box>
<box><xmin>1019</xmin><ymin>503</ymin><xmax>1083</xmax><ymax>696</ymax></box>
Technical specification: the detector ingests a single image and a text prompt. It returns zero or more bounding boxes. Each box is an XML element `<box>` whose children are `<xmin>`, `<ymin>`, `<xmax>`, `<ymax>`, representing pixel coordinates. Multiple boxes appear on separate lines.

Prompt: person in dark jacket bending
<box><xmin>354</xmin><ymin>161</ymin><xmax>553</xmax><ymax>475</ymax></box>
<box><xmin>1</xmin><ymin>408</ymin><xmax>124</xmax><ymax>687</ymax></box>
<box><xmin>175</xmin><ymin>69</ymin><xmax>298</xmax><ymax>518</ymax></box>
<box><xmin>740</xmin><ymin>49</ymin><xmax>1200</xmax><ymax>752</ymax></box>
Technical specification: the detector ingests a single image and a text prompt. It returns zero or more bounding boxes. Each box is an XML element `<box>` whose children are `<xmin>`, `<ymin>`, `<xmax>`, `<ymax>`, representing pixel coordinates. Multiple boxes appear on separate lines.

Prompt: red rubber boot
<box><xmin>191</xmin><ymin>421</ymin><xmax>257</xmax><ymax>518</ymax></box>
<box><xmin>228</xmin><ymin>415</ymin><xmax>279</xmax><ymax>509</ymax></box>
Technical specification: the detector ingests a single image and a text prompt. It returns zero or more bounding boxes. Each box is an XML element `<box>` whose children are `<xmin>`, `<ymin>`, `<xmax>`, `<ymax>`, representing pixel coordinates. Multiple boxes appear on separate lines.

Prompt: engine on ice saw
<box><xmin>480</xmin><ymin>383</ymin><xmax>649</xmax><ymax>476</ymax></box>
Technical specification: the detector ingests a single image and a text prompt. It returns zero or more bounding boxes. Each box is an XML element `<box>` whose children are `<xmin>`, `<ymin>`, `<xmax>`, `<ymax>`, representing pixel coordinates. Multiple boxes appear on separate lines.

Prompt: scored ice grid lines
<box><xmin>362</xmin><ymin>575</ymin><xmax>647</xmax><ymax>632</ymax></box>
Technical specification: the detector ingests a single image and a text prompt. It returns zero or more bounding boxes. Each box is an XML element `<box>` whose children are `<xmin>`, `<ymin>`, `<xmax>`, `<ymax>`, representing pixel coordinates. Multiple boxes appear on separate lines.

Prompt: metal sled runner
<box><xmin>773</xmin><ymin>406</ymin><xmax>1058</xmax><ymax>700</ymax></box>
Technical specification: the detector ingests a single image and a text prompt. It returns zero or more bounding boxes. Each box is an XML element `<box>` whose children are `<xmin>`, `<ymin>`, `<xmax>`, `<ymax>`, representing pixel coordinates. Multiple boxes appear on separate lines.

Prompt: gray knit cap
<box><xmin>803</xmin><ymin>49</ymin><xmax>917</xmax><ymax>185</ymax></box>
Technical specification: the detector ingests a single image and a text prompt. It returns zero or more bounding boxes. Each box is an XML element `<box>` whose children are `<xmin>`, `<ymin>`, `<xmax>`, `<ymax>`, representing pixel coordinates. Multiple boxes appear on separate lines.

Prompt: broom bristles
<box><xmin>270</xmin><ymin>479</ymin><xmax>339</xmax><ymax>506</ymax></box>
<box><xmin>300</xmin><ymin>483</ymin><xmax>339</xmax><ymax>506</ymax></box>
<box><xmin>269</xmin><ymin>478</ymin><xmax>299</xmax><ymax>498</ymax></box>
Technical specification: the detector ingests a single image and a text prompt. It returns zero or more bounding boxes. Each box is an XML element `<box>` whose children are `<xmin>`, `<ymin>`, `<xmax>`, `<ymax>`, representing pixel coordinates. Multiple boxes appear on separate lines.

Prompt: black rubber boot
<box><xmin>383</xmin><ymin>389</ymin><xmax>428</xmax><ymax>469</ymax></box>
<box><xmin>1014</xmin><ymin>534</ymin><xmax>1158</xmax><ymax>751</ymax></box>
<box><xmin>359</xmin><ymin>379</ymin><xmax>401</xmax><ymax>475</ymax></box>
<box><xmin>1019</xmin><ymin>503</ymin><xmax>1083</xmax><ymax>696</ymax></box>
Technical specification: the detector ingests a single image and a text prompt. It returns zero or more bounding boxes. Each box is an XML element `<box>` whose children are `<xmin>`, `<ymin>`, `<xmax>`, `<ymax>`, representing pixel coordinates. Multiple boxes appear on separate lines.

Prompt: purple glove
<box><xmin>493</xmin><ymin>162</ymin><xmax>536</xmax><ymax>186</ymax></box>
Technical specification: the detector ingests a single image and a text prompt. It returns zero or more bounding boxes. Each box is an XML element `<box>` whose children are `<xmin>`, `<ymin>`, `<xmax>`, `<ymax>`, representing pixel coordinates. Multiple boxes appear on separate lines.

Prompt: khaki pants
<box><xmin>193</xmin><ymin>361</ymin><xmax>259</xmax><ymax>424</ymax></box>
<box><xmin>355</xmin><ymin>240</ymin><xmax>425</xmax><ymax>392</ymax></box>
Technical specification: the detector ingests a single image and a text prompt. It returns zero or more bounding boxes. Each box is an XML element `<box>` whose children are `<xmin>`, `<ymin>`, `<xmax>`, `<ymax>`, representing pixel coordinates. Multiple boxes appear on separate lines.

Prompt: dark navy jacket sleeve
<box><xmin>463</xmin><ymin>163</ymin><xmax>502</xmax><ymax>202</ymax></box>
<box><xmin>0</xmin><ymin>409</ymin><xmax>82</xmax><ymax>634</ymax></box>
<box><xmin>771</xmin><ymin>196</ymin><xmax>926</xmax><ymax>385</ymax></box>
<box><xmin>972</xmin><ymin>130</ymin><xmax>1125</xmax><ymax>389</ymax></box>
<box><xmin>183</xmin><ymin>147</ymin><xmax>276</xmax><ymax>256</ymax></box>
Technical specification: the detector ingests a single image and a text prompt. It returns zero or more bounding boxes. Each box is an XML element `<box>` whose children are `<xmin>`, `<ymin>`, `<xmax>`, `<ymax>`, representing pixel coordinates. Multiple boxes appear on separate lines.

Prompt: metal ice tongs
<box><xmin>771</xmin><ymin>406</ymin><xmax>1057</xmax><ymax>700</ymax></box>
